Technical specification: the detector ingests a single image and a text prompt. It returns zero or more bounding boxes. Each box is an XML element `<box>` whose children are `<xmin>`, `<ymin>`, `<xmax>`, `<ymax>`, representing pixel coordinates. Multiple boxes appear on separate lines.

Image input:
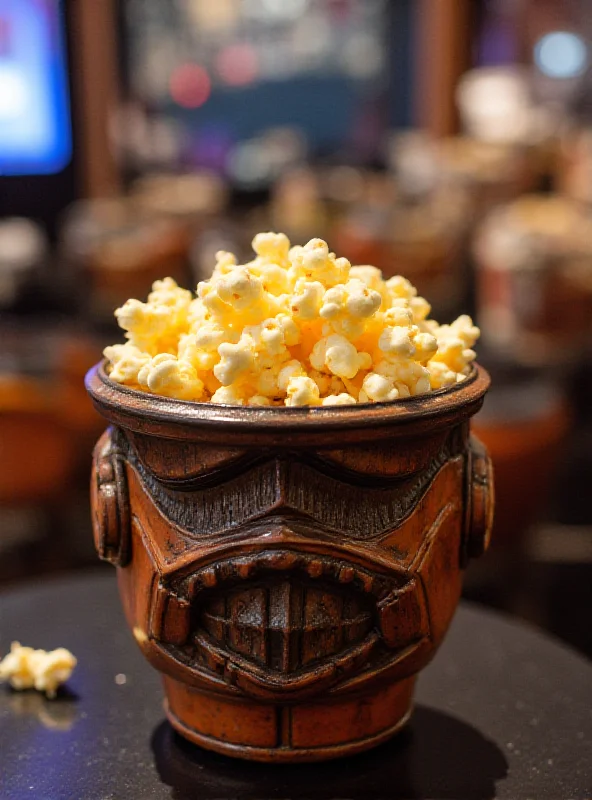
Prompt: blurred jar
<box><xmin>335</xmin><ymin>185</ymin><xmax>471</xmax><ymax>320</ymax></box>
<box><xmin>0</xmin><ymin>326</ymin><xmax>76</xmax><ymax>507</ymax></box>
<box><xmin>0</xmin><ymin>218</ymin><xmax>48</xmax><ymax>312</ymax></box>
<box><xmin>130</xmin><ymin>171</ymin><xmax>229</xmax><ymax>232</ymax></box>
<box><xmin>473</xmin><ymin>373</ymin><xmax>570</xmax><ymax>550</ymax></box>
<box><xmin>465</xmin><ymin>369</ymin><xmax>571</xmax><ymax>603</ymax></box>
<box><xmin>456</xmin><ymin>66</ymin><xmax>560</xmax><ymax>189</ymax></box>
<box><xmin>388</xmin><ymin>128</ymin><xmax>537</xmax><ymax>216</ymax></box>
<box><xmin>0</xmin><ymin>323</ymin><xmax>104</xmax><ymax>579</ymax></box>
<box><xmin>474</xmin><ymin>195</ymin><xmax>592</xmax><ymax>366</ymax></box>
<box><xmin>318</xmin><ymin>165</ymin><xmax>369</xmax><ymax>229</ymax></box>
<box><xmin>556</xmin><ymin>127</ymin><xmax>592</xmax><ymax>205</ymax></box>
<box><xmin>436</xmin><ymin>137</ymin><xmax>537</xmax><ymax>215</ymax></box>
<box><xmin>268</xmin><ymin>167</ymin><xmax>328</xmax><ymax>245</ymax></box>
<box><xmin>60</xmin><ymin>198</ymin><xmax>191</xmax><ymax>322</ymax></box>
<box><xmin>387</xmin><ymin>130</ymin><xmax>441</xmax><ymax>200</ymax></box>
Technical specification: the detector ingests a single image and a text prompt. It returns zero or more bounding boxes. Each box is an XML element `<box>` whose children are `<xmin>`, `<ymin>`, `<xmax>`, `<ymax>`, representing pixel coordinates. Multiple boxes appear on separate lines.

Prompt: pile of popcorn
<box><xmin>104</xmin><ymin>234</ymin><xmax>479</xmax><ymax>406</ymax></box>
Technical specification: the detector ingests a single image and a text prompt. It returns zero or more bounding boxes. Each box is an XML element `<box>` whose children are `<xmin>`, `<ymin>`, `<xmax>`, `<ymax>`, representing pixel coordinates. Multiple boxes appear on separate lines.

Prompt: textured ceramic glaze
<box><xmin>87</xmin><ymin>362</ymin><xmax>493</xmax><ymax>762</ymax></box>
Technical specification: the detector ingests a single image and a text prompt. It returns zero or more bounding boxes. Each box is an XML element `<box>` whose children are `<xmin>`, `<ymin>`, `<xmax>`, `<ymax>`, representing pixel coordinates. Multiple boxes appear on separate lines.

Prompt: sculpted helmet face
<box><xmin>89</xmin><ymin>362</ymin><xmax>492</xmax><ymax>760</ymax></box>
<box><xmin>87</xmin><ymin>368</ymin><xmax>493</xmax><ymax>762</ymax></box>
<box><xmin>93</xmin><ymin>417</ymin><xmax>490</xmax><ymax>703</ymax></box>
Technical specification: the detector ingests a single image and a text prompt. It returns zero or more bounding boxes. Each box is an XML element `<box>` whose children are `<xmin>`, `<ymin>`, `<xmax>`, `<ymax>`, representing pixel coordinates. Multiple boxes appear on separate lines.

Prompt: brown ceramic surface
<box><xmin>86</xmin><ymin>363</ymin><xmax>492</xmax><ymax>762</ymax></box>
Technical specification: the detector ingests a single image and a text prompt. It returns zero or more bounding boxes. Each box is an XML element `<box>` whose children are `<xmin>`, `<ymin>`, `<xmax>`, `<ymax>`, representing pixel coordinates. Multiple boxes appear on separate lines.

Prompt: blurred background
<box><xmin>0</xmin><ymin>0</ymin><xmax>590</xmax><ymax>657</ymax></box>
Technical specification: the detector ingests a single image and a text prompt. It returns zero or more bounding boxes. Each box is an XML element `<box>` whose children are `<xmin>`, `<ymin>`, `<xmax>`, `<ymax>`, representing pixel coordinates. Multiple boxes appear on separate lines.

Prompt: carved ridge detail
<box><xmin>121</xmin><ymin>435</ymin><xmax>463</xmax><ymax>541</ymax></box>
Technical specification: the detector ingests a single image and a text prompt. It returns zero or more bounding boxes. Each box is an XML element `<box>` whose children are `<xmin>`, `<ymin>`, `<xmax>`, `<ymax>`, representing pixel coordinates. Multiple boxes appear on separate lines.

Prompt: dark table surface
<box><xmin>0</xmin><ymin>571</ymin><xmax>590</xmax><ymax>800</ymax></box>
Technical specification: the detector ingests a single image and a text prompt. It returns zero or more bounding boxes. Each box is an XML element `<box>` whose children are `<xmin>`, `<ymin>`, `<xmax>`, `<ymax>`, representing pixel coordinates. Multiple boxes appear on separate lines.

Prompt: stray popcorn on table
<box><xmin>104</xmin><ymin>233</ymin><xmax>479</xmax><ymax>406</ymax></box>
<box><xmin>0</xmin><ymin>642</ymin><xmax>77</xmax><ymax>698</ymax></box>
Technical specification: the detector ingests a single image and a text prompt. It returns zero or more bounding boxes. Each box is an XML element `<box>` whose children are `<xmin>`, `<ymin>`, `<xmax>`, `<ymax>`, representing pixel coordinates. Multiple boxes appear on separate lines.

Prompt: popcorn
<box><xmin>349</xmin><ymin>265</ymin><xmax>384</xmax><ymax>294</ymax></box>
<box><xmin>105</xmin><ymin>233</ymin><xmax>479</xmax><ymax>405</ymax></box>
<box><xmin>0</xmin><ymin>642</ymin><xmax>76</xmax><ymax>698</ymax></box>
<box><xmin>216</xmin><ymin>268</ymin><xmax>265</xmax><ymax>312</ymax></box>
<box><xmin>214</xmin><ymin>340</ymin><xmax>254</xmax><ymax>386</ymax></box>
<box><xmin>114</xmin><ymin>277</ymin><xmax>192</xmax><ymax>356</ymax></box>
<box><xmin>288</xmin><ymin>239</ymin><xmax>349</xmax><ymax>287</ymax></box>
<box><xmin>286</xmin><ymin>376</ymin><xmax>321</xmax><ymax>406</ymax></box>
<box><xmin>428</xmin><ymin>362</ymin><xmax>460</xmax><ymax>390</ymax></box>
<box><xmin>310</xmin><ymin>335</ymin><xmax>371</xmax><ymax>380</ymax></box>
<box><xmin>360</xmin><ymin>373</ymin><xmax>401</xmax><ymax>403</ymax></box>
<box><xmin>211</xmin><ymin>385</ymin><xmax>248</xmax><ymax>405</ymax></box>
<box><xmin>252</xmin><ymin>231</ymin><xmax>291</xmax><ymax>266</ymax></box>
<box><xmin>248</xmin><ymin>394</ymin><xmax>273</xmax><ymax>407</ymax></box>
<box><xmin>103</xmin><ymin>343</ymin><xmax>150</xmax><ymax>386</ymax></box>
<box><xmin>379</xmin><ymin>326</ymin><xmax>417</xmax><ymax>358</ymax></box>
<box><xmin>148</xmin><ymin>277</ymin><xmax>192</xmax><ymax>322</ymax></box>
<box><xmin>322</xmin><ymin>393</ymin><xmax>357</xmax><ymax>406</ymax></box>
<box><xmin>413</xmin><ymin>332</ymin><xmax>439</xmax><ymax>363</ymax></box>
<box><xmin>291</xmin><ymin>279</ymin><xmax>324</xmax><ymax>320</ymax></box>
<box><xmin>243</xmin><ymin>318</ymin><xmax>292</xmax><ymax>368</ymax></box>
<box><xmin>374</xmin><ymin>359</ymin><xmax>431</xmax><ymax>396</ymax></box>
<box><xmin>138</xmin><ymin>354</ymin><xmax>205</xmax><ymax>401</ymax></box>
<box><xmin>319</xmin><ymin>279</ymin><xmax>381</xmax><ymax>338</ymax></box>
<box><xmin>429</xmin><ymin>316</ymin><xmax>479</xmax><ymax>375</ymax></box>
<box><xmin>212</xmin><ymin>250</ymin><xmax>237</xmax><ymax>278</ymax></box>
<box><xmin>309</xmin><ymin>369</ymin><xmax>346</xmax><ymax>396</ymax></box>
<box><xmin>410</xmin><ymin>296</ymin><xmax>432</xmax><ymax>323</ymax></box>
<box><xmin>114</xmin><ymin>299</ymin><xmax>170</xmax><ymax>352</ymax></box>
<box><xmin>430</xmin><ymin>338</ymin><xmax>476</xmax><ymax>374</ymax></box>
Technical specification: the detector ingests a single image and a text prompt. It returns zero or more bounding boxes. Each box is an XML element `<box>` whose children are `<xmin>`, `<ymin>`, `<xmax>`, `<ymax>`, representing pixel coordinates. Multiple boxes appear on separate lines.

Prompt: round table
<box><xmin>0</xmin><ymin>571</ymin><xmax>590</xmax><ymax>800</ymax></box>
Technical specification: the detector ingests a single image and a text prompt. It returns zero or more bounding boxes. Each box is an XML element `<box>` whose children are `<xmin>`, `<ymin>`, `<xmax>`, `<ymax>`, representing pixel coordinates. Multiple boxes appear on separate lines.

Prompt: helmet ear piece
<box><xmin>462</xmin><ymin>434</ymin><xmax>494</xmax><ymax>566</ymax></box>
<box><xmin>91</xmin><ymin>427</ymin><xmax>131</xmax><ymax>567</ymax></box>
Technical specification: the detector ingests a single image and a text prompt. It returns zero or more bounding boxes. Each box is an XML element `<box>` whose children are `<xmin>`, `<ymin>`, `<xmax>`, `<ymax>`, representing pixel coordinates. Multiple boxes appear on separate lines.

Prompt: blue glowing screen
<box><xmin>0</xmin><ymin>0</ymin><xmax>72</xmax><ymax>175</ymax></box>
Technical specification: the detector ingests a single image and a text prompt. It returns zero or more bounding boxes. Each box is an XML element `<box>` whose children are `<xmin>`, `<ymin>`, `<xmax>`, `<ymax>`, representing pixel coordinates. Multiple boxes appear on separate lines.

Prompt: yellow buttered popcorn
<box><xmin>104</xmin><ymin>233</ymin><xmax>479</xmax><ymax>405</ymax></box>
<box><xmin>0</xmin><ymin>642</ymin><xmax>77</xmax><ymax>698</ymax></box>
<box><xmin>137</xmin><ymin>354</ymin><xmax>205</xmax><ymax>401</ymax></box>
<box><xmin>286</xmin><ymin>376</ymin><xmax>321</xmax><ymax>407</ymax></box>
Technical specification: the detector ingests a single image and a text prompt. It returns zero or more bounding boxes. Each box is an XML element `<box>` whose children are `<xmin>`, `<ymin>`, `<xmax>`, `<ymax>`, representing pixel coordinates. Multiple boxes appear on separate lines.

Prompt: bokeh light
<box><xmin>216</xmin><ymin>44</ymin><xmax>259</xmax><ymax>87</ymax></box>
<box><xmin>0</xmin><ymin>66</ymin><xmax>28</xmax><ymax>119</ymax></box>
<box><xmin>169</xmin><ymin>63</ymin><xmax>211</xmax><ymax>109</ymax></box>
<box><xmin>534</xmin><ymin>31</ymin><xmax>588</xmax><ymax>79</ymax></box>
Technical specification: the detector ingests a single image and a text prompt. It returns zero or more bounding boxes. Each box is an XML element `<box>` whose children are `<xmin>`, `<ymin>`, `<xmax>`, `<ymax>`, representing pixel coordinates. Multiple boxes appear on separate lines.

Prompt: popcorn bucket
<box><xmin>86</xmin><ymin>362</ymin><xmax>493</xmax><ymax>763</ymax></box>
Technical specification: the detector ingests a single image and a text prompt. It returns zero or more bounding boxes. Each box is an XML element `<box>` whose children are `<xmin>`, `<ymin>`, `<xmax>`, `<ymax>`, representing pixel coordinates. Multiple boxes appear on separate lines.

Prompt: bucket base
<box><xmin>163</xmin><ymin>675</ymin><xmax>416</xmax><ymax>763</ymax></box>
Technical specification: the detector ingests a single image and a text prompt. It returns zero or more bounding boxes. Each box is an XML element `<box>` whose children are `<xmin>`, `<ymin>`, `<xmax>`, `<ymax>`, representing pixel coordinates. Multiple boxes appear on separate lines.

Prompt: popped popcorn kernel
<box><xmin>0</xmin><ymin>642</ymin><xmax>76</xmax><ymax>698</ymax></box>
<box><xmin>248</xmin><ymin>394</ymin><xmax>273</xmax><ymax>407</ymax></box>
<box><xmin>322</xmin><ymin>393</ymin><xmax>357</xmax><ymax>406</ymax></box>
<box><xmin>103</xmin><ymin>343</ymin><xmax>150</xmax><ymax>386</ymax></box>
<box><xmin>413</xmin><ymin>332</ymin><xmax>439</xmax><ymax>363</ymax></box>
<box><xmin>360</xmin><ymin>373</ymin><xmax>400</xmax><ymax>403</ymax></box>
<box><xmin>104</xmin><ymin>233</ymin><xmax>479</xmax><ymax>405</ymax></box>
<box><xmin>349</xmin><ymin>264</ymin><xmax>385</xmax><ymax>293</ymax></box>
<box><xmin>212</xmin><ymin>250</ymin><xmax>237</xmax><ymax>277</ymax></box>
<box><xmin>214</xmin><ymin>340</ymin><xmax>254</xmax><ymax>386</ymax></box>
<box><xmin>291</xmin><ymin>279</ymin><xmax>325</xmax><ymax>320</ymax></box>
<box><xmin>285</xmin><ymin>376</ymin><xmax>321</xmax><ymax>406</ymax></box>
<box><xmin>309</xmin><ymin>369</ymin><xmax>346</xmax><ymax>396</ymax></box>
<box><xmin>378</xmin><ymin>326</ymin><xmax>417</xmax><ymax>358</ymax></box>
<box><xmin>289</xmin><ymin>239</ymin><xmax>349</xmax><ymax>287</ymax></box>
<box><xmin>114</xmin><ymin>299</ymin><xmax>170</xmax><ymax>352</ymax></box>
<box><xmin>319</xmin><ymin>279</ymin><xmax>381</xmax><ymax>339</ymax></box>
<box><xmin>310</xmin><ymin>335</ymin><xmax>371</xmax><ymax>380</ymax></box>
<box><xmin>211</xmin><ymin>384</ymin><xmax>248</xmax><ymax>405</ymax></box>
<box><xmin>138</xmin><ymin>354</ymin><xmax>205</xmax><ymax>401</ymax></box>
<box><xmin>216</xmin><ymin>268</ymin><xmax>265</xmax><ymax>313</ymax></box>
<box><xmin>428</xmin><ymin>361</ymin><xmax>460</xmax><ymax>390</ymax></box>
<box><xmin>252</xmin><ymin>231</ymin><xmax>291</xmax><ymax>265</ymax></box>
